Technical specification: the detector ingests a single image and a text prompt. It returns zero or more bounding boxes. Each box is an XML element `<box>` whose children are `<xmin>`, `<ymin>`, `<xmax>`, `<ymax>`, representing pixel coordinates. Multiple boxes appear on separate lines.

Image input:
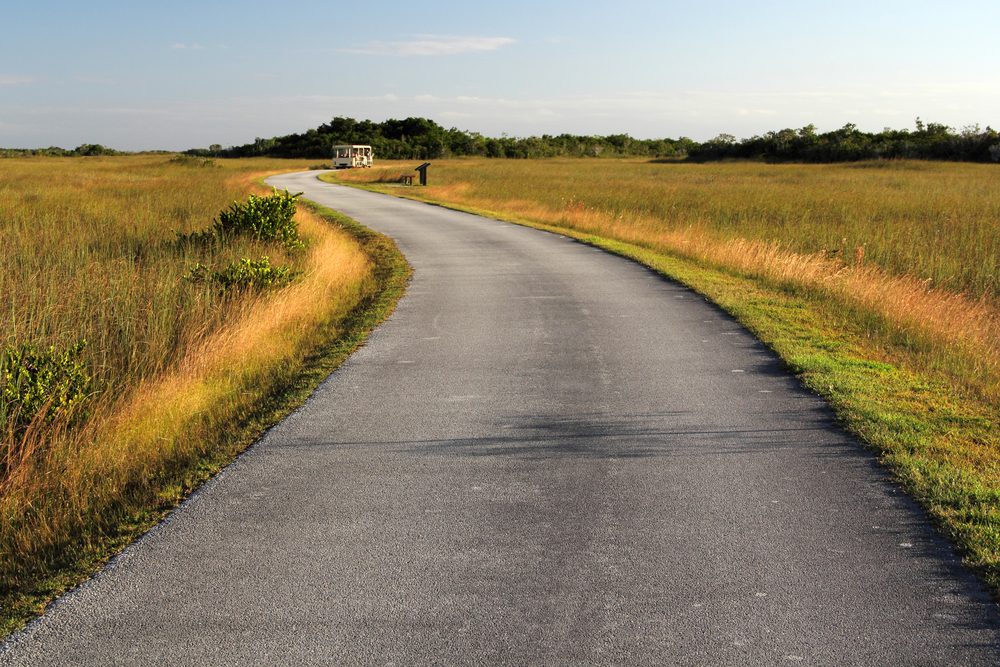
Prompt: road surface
<box><xmin>2</xmin><ymin>172</ymin><xmax>997</xmax><ymax>665</ymax></box>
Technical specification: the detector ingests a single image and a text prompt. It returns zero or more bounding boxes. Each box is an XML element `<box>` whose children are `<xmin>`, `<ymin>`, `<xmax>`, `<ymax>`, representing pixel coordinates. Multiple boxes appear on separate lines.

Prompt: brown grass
<box><xmin>334</xmin><ymin>159</ymin><xmax>999</xmax><ymax>404</ymax></box>
<box><xmin>1</xmin><ymin>157</ymin><xmax>379</xmax><ymax>629</ymax></box>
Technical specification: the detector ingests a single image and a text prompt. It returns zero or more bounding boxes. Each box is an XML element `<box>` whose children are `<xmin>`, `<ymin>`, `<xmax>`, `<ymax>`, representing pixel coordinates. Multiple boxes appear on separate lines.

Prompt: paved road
<box><xmin>3</xmin><ymin>172</ymin><xmax>998</xmax><ymax>665</ymax></box>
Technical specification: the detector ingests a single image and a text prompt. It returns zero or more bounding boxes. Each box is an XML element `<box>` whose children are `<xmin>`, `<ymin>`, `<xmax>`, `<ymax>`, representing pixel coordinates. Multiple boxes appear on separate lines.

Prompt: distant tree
<box><xmin>184</xmin><ymin>116</ymin><xmax>1000</xmax><ymax>164</ymax></box>
<box><xmin>73</xmin><ymin>144</ymin><xmax>119</xmax><ymax>156</ymax></box>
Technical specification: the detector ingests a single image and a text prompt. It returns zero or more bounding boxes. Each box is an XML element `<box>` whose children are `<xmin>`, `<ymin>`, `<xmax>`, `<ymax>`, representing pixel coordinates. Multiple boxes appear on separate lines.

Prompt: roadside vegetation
<box><xmin>328</xmin><ymin>158</ymin><xmax>1000</xmax><ymax>593</ymax></box>
<box><xmin>0</xmin><ymin>156</ymin><xmax>408</xmax><ymax>634</ymax></box>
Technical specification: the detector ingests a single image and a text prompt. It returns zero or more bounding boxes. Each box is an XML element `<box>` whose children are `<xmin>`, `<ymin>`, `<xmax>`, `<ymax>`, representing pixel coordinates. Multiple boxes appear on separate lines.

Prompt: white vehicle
<box><xmin>332</xmin><ymin>144</ymin><xmax>373</xmax><ymax>168</ymax></box>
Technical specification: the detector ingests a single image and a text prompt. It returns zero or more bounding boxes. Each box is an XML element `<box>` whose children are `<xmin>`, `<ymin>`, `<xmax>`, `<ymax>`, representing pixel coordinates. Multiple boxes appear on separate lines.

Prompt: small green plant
<box><xmin>168</xmin><ymin>155</ymin><xmax>217</xmax><ymax>167</ymax></box>
<box><xmin>1</xmin><ymin>340</ymin><xmax>91</xmax><ymax>435</ymax></box>
<box><xmin>187</xmin><ymin>256</ymin><xmax>296</xmax><ymax>290</ymax></box>
<box><xmin>177</xmin><ymin>190</ymin><xmax>305</xmax><ymax>250</ymax></box>
<box><xmin>212</xmin><ymin>190</ymin><xmax>304</xmax><ymax>249</ymax></box>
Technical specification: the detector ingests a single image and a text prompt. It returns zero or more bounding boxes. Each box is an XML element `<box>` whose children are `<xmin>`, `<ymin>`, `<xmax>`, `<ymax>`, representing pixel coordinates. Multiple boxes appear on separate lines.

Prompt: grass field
<box><xmin>0</xmin><ymin>156</ymin><xmax>408</xmax><ymax>633</ymax></box>
<box><xmin>329</xmin><ymin>158</ymin><xmax>1000</xmax><ymax>594</ymax></box>
<box><xmin>339</xmin><ymin>159</ymin><xmax>1000</xmax><ymax>295</ymax></box>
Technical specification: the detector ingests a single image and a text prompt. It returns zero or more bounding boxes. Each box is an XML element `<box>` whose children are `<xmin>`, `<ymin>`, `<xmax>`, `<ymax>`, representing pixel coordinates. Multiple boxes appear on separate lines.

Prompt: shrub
<box><xmin>1</xmin><ymin>340</ymin><xmax>91</xmax><ymax>435</ymax></box>
<box><xmin>73</xmin><ymin>144</ymin><xmax>118</xmax><ymax>157</ymax></box>
<box><xmin>187</xmin><ymin>256</ymin><xmax>296</xmax><ymax>290</ymax></box>
<box><xmin>168</xmin><ymin>155</ymin><xmax>218</xmax><ymax>167</ymax></box>
<box><xmin>177</xmin><ymin>190</ymin><xmax>305</xmax><ymax>250</ymax></box>
<box><xmin>211</xmin><ymin>190</ymin><xmax>304</xmax><ymax>250</ymax></box>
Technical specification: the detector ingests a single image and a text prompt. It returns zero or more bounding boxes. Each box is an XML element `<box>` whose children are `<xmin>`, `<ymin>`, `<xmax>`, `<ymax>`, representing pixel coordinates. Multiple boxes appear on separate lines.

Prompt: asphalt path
<box><xmin>3</xmin><ymin>172</ymin><xmax>998</xmax><ymax>665</ymax></box>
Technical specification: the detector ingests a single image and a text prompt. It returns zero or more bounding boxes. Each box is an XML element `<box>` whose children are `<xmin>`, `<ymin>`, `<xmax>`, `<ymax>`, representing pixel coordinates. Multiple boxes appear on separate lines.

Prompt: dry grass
<box><xmin>413</xmin><ymin>159</ymin><xmax>1000</xmax><ymax>297</ymax></box>
<box><xmin>336</xmin><ymin>159</ymin><xmax>1000</xmax><ymax>404</ymax></box>
<box><xmin>0</xmin><ymin>156</ymin><xmax>306</xmax><ymax>397</ymax></box>
<box><xmin>0</xmin><ymin>156</ymin><xmax>380</xmax><ymax>628</ymax></box>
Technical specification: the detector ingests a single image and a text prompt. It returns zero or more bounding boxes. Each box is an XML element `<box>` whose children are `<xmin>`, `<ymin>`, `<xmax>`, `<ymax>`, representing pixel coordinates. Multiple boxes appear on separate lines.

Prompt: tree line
<box><xmin>183</xmin><ymin>116</ymin><xmax>1000</xmax><ymax>164</ymax></box>
<box><xmin>0</xmin><ymin>144</ymin><xmax>126</xmax><ymax>158</ymax></box>
<box><xmin>4</xmin><ymin>118</ymin><xmax>998</xmax><ymax>163</ymax></box>
<box><xmin>187</xmin><ymin>117</ymin><xmax>695</xmax><ymax>160</ymax></box>
<box><xmin>688</xmin><ymin>120</ymin><xmax>1000</xmax><ymax>163</ymax></box>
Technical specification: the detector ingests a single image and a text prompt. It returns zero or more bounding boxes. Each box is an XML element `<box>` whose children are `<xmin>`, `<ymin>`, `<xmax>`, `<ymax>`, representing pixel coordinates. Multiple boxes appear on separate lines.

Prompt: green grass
<box><xmin>595</xmin><ymin>237</ymin><xmax>1000</xmax><ymax>590</ymax></box>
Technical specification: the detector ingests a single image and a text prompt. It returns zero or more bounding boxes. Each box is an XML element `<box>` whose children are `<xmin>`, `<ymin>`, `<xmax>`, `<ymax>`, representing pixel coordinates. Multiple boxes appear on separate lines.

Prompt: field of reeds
<box><xmin>341</xmin><ymin>159</ymin><xmax>999</xmax><ymax>297</ymax></box>
<box><xmin>0</xmin><ymin>155</ymin><xmax>406</xmax><ymax>633</ymax></box>
<box><xmin>330</xmin><ymin>158</ymin><xmax>1000</xmax><ymax>593</ymax></box>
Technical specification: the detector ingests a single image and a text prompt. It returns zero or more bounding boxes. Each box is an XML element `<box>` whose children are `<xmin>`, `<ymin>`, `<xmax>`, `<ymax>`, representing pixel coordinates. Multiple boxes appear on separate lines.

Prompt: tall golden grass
<box><xmin>1</xmin><ymin>157</ymin><xmax>301</xmax><ymax>396</ymax></box>
<box><xmin>403</xmin><ymin>159</ymin><xmax>1000</xmax><ymax>297</ymax></box>
<box><xmin>337</xmin><ymin>159</ymin><xmax>999</xmax><ymax>403</ymax></box>
<box><xmin>0</xmin><ymin>156</ymin><xmax>376</xmax><ymax>628</ymax></box>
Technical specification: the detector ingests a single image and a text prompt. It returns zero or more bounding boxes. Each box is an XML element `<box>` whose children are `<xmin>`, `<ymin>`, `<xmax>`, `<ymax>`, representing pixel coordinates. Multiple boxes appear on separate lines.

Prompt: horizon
<box><xmin>4</xmin><ymin>116</ymin><xmax>984</xmax><ymax>154</ymax></box>
<box><xmin>3</xmin><ymin>1</ymin><xmax>999</xmax><ymax>151</ymax></box>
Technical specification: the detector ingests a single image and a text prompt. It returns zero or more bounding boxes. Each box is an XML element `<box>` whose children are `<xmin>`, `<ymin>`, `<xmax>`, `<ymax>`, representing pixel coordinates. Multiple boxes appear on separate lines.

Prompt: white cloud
<box><xmin>0</xmin><ymin>75</ymin><xmax>35</xmax><ymax>86</ymax></box>
<box><xmin>341</xmin><ymin>35</ymin><xmax>515</xmax><ymax>57</ymax></box>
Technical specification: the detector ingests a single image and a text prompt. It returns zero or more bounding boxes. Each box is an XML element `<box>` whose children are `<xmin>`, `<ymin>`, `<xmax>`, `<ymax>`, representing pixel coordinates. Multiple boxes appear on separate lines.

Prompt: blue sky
<box><xmin>2</xmin><ymin>0</ymin><xmax>998</xmax><ymax>150</ymax></box>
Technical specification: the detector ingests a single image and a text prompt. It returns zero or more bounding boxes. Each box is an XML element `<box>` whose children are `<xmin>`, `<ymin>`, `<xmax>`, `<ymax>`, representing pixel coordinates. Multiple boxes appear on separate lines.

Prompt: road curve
<box><xmin>3</xmin><ymin>172</ymin><xmax>997</xmax><ymax>665</ymax></box>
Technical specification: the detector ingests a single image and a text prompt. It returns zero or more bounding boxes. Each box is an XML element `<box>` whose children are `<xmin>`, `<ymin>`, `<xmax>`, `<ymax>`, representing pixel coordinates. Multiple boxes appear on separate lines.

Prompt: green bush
<box><xmin>168</xmin><ymin>155</ymin><xmax>217</xmax><ymax>168</ymax></box>
<box><xmin>1</xmin><ymin>340</ymin><xmax>91</xmax><ymax>434</ymax></box>
<box><xmin>211</xmin><ymin>190</ymin><xmax>304</xmax><ymax>250</ymax></box>
<box><xmin>187</xmin><ymin>256</ymin><xmax>296</xmax><ymax>290</ymax></box>
<box><xmin>177</xmin><ymin>190</ymin><xmax>304</xmax><ymax>250</ymax></box>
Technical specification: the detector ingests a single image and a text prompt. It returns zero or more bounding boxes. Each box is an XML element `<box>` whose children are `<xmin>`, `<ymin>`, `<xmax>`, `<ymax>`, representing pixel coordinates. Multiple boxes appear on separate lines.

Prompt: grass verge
<box><xmin>325</xmin><ymin>170</ymin><xmax>1000</xmax><ymax>597</ymax></box>
<box><xmin>0</xmin><ymin>180</ymin><xmax>410</xmax><ymax>637</ymax></box>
